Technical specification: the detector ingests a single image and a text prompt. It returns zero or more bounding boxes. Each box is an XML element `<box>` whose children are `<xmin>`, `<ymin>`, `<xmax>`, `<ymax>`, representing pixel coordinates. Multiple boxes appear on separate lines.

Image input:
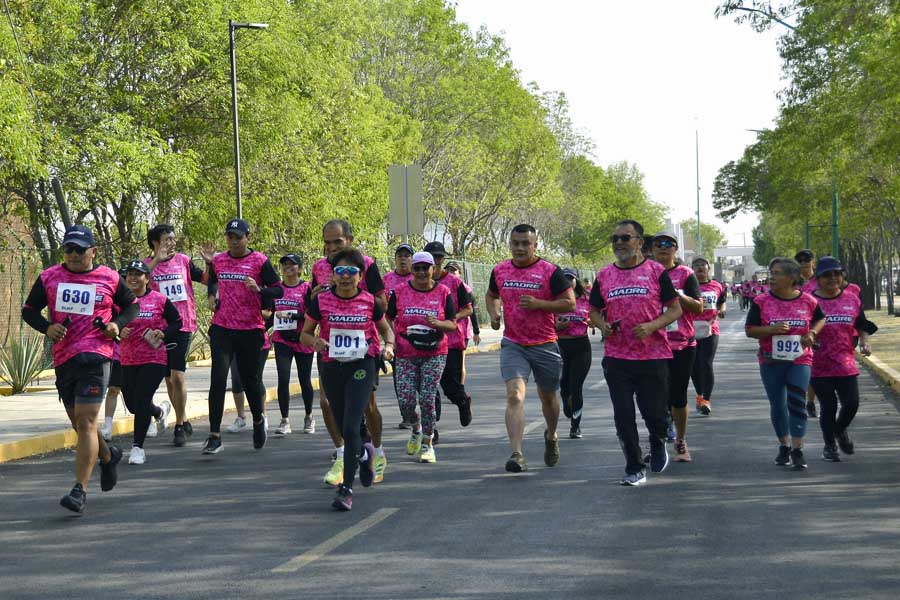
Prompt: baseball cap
<box><xmin>125</xmin><ymin>260</ymin><xmax>150</xmax><ymax>274</ymax></box>
<box><xmin>62</xmin><ymin>225</ymin><xmax>95</xmax><ymax>248</ymax></box>
<box><xmin>562</xmin><ymin>267</ymin><xmax>578</xmax><ymax>279</ymax></box>
<box><xmin>653</xmin><ymin>231</ymin><xmax>678</xmax><ymax>244</ymax></box>
<box><xmin>279</xmin><ymin>253</ymin><xmax>302</xmax><ymax>266</ymax></box>
<box><xmin>423</xmin><ymin>241</ymin><xmax>447</xmax><ymax>257</ymax></box>
<box><xmin>395</xmin><ymin>243</ymin><xmax>414</xmax><ymax>255</ymax></box>
<box><xmin>815</xmin><ymin>256</ymin><xmax>844</xmax><ymax>277</ymax></box>
<box><xmin>445</xmin><ymin>260</ymin><xmax>461</xmax><ymax>271</ymax></box>
<box><xmin>225</xmin><ymin>218</ymin><xmax>251</xmax><ymax>236</ymax></box>
<box><xmin>411</xmin><ymin>251</ymin><xmax>435</xmax><ymax>265</ymax></box>
<box><xmin>795</xmin><ymin>249</ymin><xmax>814</xmax><ymax>263</ymax></box>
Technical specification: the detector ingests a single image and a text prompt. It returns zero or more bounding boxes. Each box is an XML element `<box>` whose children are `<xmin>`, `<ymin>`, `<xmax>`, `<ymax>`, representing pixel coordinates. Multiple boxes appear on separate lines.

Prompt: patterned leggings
<box><xmin>395</xmin><ymin>355</ymin><xmax>447</xmax><ymax>437</ymax></box>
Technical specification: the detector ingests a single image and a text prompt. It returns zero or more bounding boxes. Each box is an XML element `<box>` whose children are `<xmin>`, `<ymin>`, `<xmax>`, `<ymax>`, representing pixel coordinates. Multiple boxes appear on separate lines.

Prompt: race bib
<box><xmin>329</xmin><ymin>328</ymin><xmax>368</xmax><ymax>361</ymax></box>
<box><xmin>772</xmin><ymin>335</ymin><xmax>803</xmax><ymax>361</ymax></box>
<box><xmin>666</xmin><ymin>291</ymin><xmax>682</xmax><ymax>332</ymax></box>
<box><xmin>55</xmin><ymin>283</ymin><xmax>96</xmax><ymax>316</ymax></box>
<box><xmin>694</xmin><ymin>320</ymin><xmax>712</xmax><ymax>340</ymax></box>
<box><xmin>274</xmin><ymin>311</ymin><xmax>298</xmax><ymax>331</ymax></box>
<box><xmin>702</xmin><ymin>292</ymin><xmax>718</xmax><ymax>311</ymax></box>
<box><xmin>161</xmin><ymin>277</ymin><xmax>188</xmax><ymax>303</ymax></box>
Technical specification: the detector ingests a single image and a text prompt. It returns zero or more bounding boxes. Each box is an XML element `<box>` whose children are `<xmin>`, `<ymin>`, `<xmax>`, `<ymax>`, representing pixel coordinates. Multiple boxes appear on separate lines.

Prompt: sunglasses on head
<box><xmin>609</xmin><ymin>234</ymin><xmax>636</xmax><ymax>244</ymax></box>
<box><xmin>64</xmin><ymin>245</ymin><xmax>88</xmax><ymax>255</ymax></box>
<box><xmin>333</xmin><ymin>265</ymin><xmax>360</xmax><ymax>277</ymax></box>
<box><xmin>412</xmin><ymin>264</ymin><xmax>432</xmax><ymax>272</ymax></box>
<box><xmin>654</xmin><ymin>239</ymin><xmax>676</xmax><ymax>249</ymax></box>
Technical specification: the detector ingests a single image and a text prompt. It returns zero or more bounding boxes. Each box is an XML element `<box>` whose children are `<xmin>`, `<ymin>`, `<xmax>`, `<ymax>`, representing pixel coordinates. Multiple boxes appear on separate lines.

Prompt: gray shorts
<box><xmin>500</xmin><ymin>339</ymin><xmax>562</xmax><ymax>391</ymax></box>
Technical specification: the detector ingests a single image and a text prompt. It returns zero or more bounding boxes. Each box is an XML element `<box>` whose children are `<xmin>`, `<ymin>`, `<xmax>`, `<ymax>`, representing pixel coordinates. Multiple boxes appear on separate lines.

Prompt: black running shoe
<box><xmin>252</xmin><ymin>415</ymin><xmax>268</xmax><ymax>450</ymax></box>
<box><xmin>775</xmin><ymin>445</ymin><xmax>791</xmax><ymax>466</ymax></box>
<box><xmin>60</xmin><ymin>483</ymin><xmax>86</xmax><ymax>514</ymax></box>
<box><xmin>836</xmin><ymin>431</ymin><xmax>855</xmax><ymax>454</ymax></box>
<box><xmin>201</xmin><ymin>435</ymin><xmax>223</xmax><ymax>454</ymax></box>
<box><xmin>569</xmin><ymin>425</ymin><xmax>582</xmax><ymax>439</ymax></box>
<box><xmin>100</xmin><ymin>445</ymin><xmax>122</xmax><ymax>492</ymax></box>
<box><xmin>173</xmin><ymin>425</ymin><xmax>186</xmax><ymax>447</ymax></box>
<box><xmin>359</xmin><ymin>442</ymin><xmax>375</xmax><ymax>487</ymax></box>
<box><xmin>183</xmin><ymin>421</ymin><xmax>193</xmax><ymax>436</ymax></box>
<box><xmin>822</xmin><ymin>445</ymin><xmax>840</xmax><ymax>462</ymax></box>
<box><xmin>505</xmin><ymin>451</ymin><xmax>527</xmax><ymax>473</ymax></box>
<box><xmin>332</xmin><ymin>484</ymin><xmax>352</xmax><ymax>511</ymax></box>
<box><xmin>459</xmin><ymin>395</ymin><xmax>472</xmax><ymax>427</ymax></box>
<box><xmin>790</xmin><ymin>447</ymin><xmax>807</xmax><ymax>470</ymax></box>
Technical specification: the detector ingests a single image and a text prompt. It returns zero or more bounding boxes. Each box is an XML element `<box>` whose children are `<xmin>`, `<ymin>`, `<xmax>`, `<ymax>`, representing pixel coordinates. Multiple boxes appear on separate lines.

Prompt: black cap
<box><xmin>225</xmin><ymin>218</ymin><xmax>251</xmax><ymax>236</ymax></box>
<box><xmin>62</xmin><ymin>225</ymin><xmax>95</xmax><ymax>248</ymax></box>
<box><xmin>445</xmin><ymin>260</ymin><xmax>461</xmax><ymax>271</ymax></box>
<box><xmin>795</xmin><ymin>249</ymin><xmax>814</xmax><ymax>263</ymax></box>
<box><xmin>395</xmin><ymin>243</ymin><xmax>414</xmax><ymax>255</ymax></box>
<box><xmin>562</xmin><ymin>267</ymin><xmax>578</xmax><ymax>278</ymax></box>
<box><xmin>117</xmin><ymin>266</ymin><xmax>129</xmax><ymax>277</ymax></box>
<box><xmin>815</xmin><ymin>256</ymin><xmax>843</xmax><ymax>277</ymax></box>
<box><xmin>423</xmin><ymin>241</ymin><xmax>447</xmax><ymax>257</ymax></box>
<box><xmin>125</xmin><ymin>260</ymin><xmax>150</xmax><ymax>274</ymax></box>
<box><xmin>279</xmin><ymin>253</ymin><xmax>302</xmax><ymax>266</ymax></box>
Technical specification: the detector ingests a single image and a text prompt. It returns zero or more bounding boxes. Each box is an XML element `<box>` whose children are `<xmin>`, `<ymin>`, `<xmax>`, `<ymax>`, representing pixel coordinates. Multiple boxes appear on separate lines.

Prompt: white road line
<box><xmin>271</xmin><ymin>508</ymin><xmax>398</xmax><ymax>573</ymax></box>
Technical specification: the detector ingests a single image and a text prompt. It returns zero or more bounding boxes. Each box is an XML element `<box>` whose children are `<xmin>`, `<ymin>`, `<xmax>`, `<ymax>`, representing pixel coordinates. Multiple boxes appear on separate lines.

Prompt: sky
<box><xmin>453</xmin><ymin>0</ymin><xmax>787</xmax><ymax>248</ymax></box>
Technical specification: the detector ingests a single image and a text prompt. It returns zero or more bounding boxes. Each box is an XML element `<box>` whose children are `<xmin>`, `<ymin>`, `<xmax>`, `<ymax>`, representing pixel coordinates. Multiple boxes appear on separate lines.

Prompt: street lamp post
<box><xmin>695</xmin><ymin>130</ymin><xmax>701</xmax><ymax>256</ymax></box>
<box><xmin>229</xmin><ymin>20</ymin><xmax>268</xmax><ymax>219</ymax></box>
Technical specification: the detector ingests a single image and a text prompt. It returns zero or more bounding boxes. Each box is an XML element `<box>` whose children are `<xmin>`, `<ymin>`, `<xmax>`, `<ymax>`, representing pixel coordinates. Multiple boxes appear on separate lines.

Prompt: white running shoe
<box><xmin>274</xmin><ymin>418</ymin><xmax>292</xmax><ymax>436</ymax></box>
<box><xmin>225</xmin><ymin>416</ymin><xmax>247</xmax><ymax>433</ymax></box>
<box><xmin>146</xmin><ymin>421</ymin><xmax>158</xmax><ymax>438</ymax></box>
<box><xmin>100</xmin><ymin>423</ymin><xmax>112</xmax><ymax>442</ymax></box>
<box><xmin>128</xmin><ymin>446</ymin><xmax>146</xmax><ymax>465</ymax></box>
<box><xmin>303</xmin><ymin>414</ymin><xmax>315</xmax><ymax>434</ymax></box>
<box><xmin>156</xmin><ymin>400</ymin><xmax>172</xmax><ymax>435</ymax></box>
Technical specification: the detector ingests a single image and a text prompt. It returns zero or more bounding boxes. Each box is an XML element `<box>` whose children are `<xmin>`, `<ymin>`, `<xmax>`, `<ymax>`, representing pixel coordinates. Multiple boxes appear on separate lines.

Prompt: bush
<box><xmin>0</xmin><ymin>334</ymin><xmax>51</xmax><ymax>394</ymax></box>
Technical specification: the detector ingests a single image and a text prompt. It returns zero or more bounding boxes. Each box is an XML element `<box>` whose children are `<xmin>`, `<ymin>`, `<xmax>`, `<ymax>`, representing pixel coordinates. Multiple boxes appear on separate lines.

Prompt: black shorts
<box><xmin>55</xmin><ymin>353</ymin><xmax>111</xmax><ymax>408</ymax></box>
<box><xmin>108</xmin><ymin>360</ymin><xmax>123</xmax><ymax>389</ymax></box>
<box><xmin>167</xmin><ymin>330</ymin><xmax>193</xmax><ymax>374</ymax></box>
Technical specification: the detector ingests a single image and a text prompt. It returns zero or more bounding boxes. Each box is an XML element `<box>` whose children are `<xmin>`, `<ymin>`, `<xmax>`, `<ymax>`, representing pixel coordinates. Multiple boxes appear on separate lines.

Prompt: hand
<box><xmin>859</xmin><ymin>342</ymin><xmax>872</xmax><ymax>356</ymax></box>
<box><xmin>632</xmin><ymin>322</ymin><xmax>655</xmax><ymax>340</ymax></box>
<box><xmin>717</xmin><ymin>309</ymin><xmax>727</xmax><ymax>319</ymax></box>
<box><xmin>519</xmin><ymin>295</ymin><xmax>540</xmax><ymax>310</ymax></box>
<box><xmin>555</xmin><ymin>317</ymin><xmax>570</xmax><ymax>332</ymax></box>
<box><xmin>120</xmin><ymin>327</ymin><xmax>133</xmax><ymax>339</ymax></box>
<box><xmin>490</xmin><ymin>316</ymin><xmax>501</xmax><ymax>330</ymax></box>
<box><xmin>103</xmin><ymin>322</ymin><xmax>120</xmax><ymax>340</ymax></box>
<box><xmin>473</xmin><ymin>334</ymin><xmax>481</xmax><ymax>346</ymax></box>
<box><xmin>155</xmin><ymin>241</ymin><xmax>176</xmax><ymax>262</ymax></box>
<box><xmin>312</xmin><ymin>337</ymin><xmax>329</xmax><ymax>353</ymax></box>
<box><xmin>770</xmin><ymin>322</ymin><xmax>791</xmax><ymax>336</ymax></box>
<box><xmin>245</xmin><ymin>277</ymin><xmax>261</xmax><ymax>293</ymax></box>
<box><xmin>46</xmin><ymin>323</ymin><xmax>67</xmax><ymax>342</ymax></box>
<box><xmin>275</xmin><ymin>311</ymin><xmax>288</xmax><ymax>320</ymax></box>
<box><xmin>311</xmin><ymin>284</ymin><xmax>328</xmax><ymax>297</ymax></box>
<box><xmin>149</xmin><ymin>329</ymin><xmax>165</xmax><ymax>343</ymax></box>
<box><xmin>801</xmin><ymin>332</ymin><xmax>817</xmax><ymax>348</ymax></box>
<box><xmin>200</xmin><ymin>242</ymin><xmax>215</xmax><ymax>264</ymax></box>
<box><xmin>426</xmin><ymin>315</ymin><xmax>439</xmax><ymax>327</ymax></box>
<box><xmin>208</xmin><ymin>296</ymin><xmax>217</xmax><ymax>312</ymax></box>
<box><xmin>383</xmin><ymin>344</ymin><xmax>395</xmax><ymax>361</ymax></box>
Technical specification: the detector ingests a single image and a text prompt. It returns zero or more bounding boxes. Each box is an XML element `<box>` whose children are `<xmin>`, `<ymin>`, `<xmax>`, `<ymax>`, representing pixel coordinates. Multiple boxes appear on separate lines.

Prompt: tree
<box><xmin>679</xmin><ymin>219</ymin><xmax>727</xmax><ymax>256</ymax></box>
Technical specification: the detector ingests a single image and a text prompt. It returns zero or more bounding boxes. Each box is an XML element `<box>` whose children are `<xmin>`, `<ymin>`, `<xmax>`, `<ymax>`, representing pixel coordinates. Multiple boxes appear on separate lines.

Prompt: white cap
<box><xmin>411</xmin><ymin>251</ymin><xmax>435</xmax><ymax>265</ymax></box>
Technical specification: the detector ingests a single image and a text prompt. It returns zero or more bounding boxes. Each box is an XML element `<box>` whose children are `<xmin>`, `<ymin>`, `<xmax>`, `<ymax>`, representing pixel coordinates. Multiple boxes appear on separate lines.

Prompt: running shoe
<box><xmin>398</xmin><ymin>419</ymin><xmax>412</xmax><ymax>430</ymax></box>
<box><xmin>406</xmin><ymin>431</ymin><xmax>423</xmax><ymax>456</ymax></box>
<box><xmin>173</xmin><ymin>424</ymin><xmax>187</xmax><ymax>447</ymax></box>
<box><xmin>359</xmin><ymin>442</ymin><xmax>375</xmax><ymax>487</ymax></box>
<box><xmin>836</xmin><ymin>430</ymin><xmax>855</xmax><ymax>455</ymax></box>
<box><xmin>620</xmin><ymin>471</ymin><xmax>646</xmax><ymax>486</ymax></box>
<box><xmin>698</xmin><ymin>399</ymin><xmax>711</xmax><ymax>416</ymax></box>
<box><xmin>458</xmin><ymin>395</ymin><xmax>472</xmax><ymax>427</ymax></box>
<box><xmin>790</xmin><ymin>447</ymin><xmax>807</xmax><ymax>470</ymax></box>
<box><xmin>569</xmin><ymin>425</ymin><xmax>582</xmax><ymax>439</ymax></box>
<box><xmin>225</xmin><ymin>416</ymin><xmax>247</xmax><ymax>433</ymax></box>
<box><xmin>544</xmin><ymin>430</ymin><xmax>560</xmax><ymax>467</ymax></box>
<box><xmin>822</xmin><ymin>445</ymin><xmax>841</xmax><ymax>462</ymax></box>
<box><xmin>303</xmin><ymin>414</ymin><xmax>315</xmax><ymax>434</ymax></box>
<box><xmin>252</xmin><ymin>415</ymin><xmax>268</xmax><ymax>449</ymax></box>
<box><xmin>183</xmin><ymin>421</ymin><xmax>193</xmax><ymax>436</ymax></box>
<box><xmin>128</xmin><ymin>446</ymin><xmax>146</xmax><ymax>465</ymax></box>
<box><xmin>332</xmin><ymin>484</ymin><xmax>352</xmax><ymax>511</ymax></box>
<box><xmin>100</xmin><ymin>445</ymin><xmax>122</xmax><ymax>491</ymax></box>
<box><xmin>649</xmin><ymin>441</ymin><xmax>669</xmax><ymax>473</ymax></box>
<box><xmin>201</xmin><ymin>436</ymin><xmax>223</xmax><ymax>455</ymax></box>
<box><xmin>146</xmin><ymin>420</ymin><xmax>158</xmax><ymax>438</ymax></box>
<box><xmin>156</xmin><ymin>400</ymin><xmax>171</xmax><ymax>435</ymax></box>
<box><xmin>373</xmin><ymin>454</ymin><xmax>387</xmax><ymax>484</ymax></box>
<box><xmin>324</xmin><ymin>458</ymin><xmax>344</xmax><ymax>486</ymax></box>
<box><xmin>774</xmin><ymin>445</ymin><xmax>791</xmax><ymax>466</ymax></box>
<box><xmin>419</xmin><ymin>444</ymin><xmax>436</xmax><ymax>464</ymax></box>
<box><xmin>100</xmin><ymin>422</ymin><xmax>112</xmax><ymax>442</ymax></box>
<box><xmin>674</xmin><ymin>439</ymin><xmax>692</xmax><ymax>462</ymax></box>
<box><xmin>695</xmin><ymin>395</ymin><xmax>704</xmax><ymax>413</ymax></box>
<box><xmin>60</xmin><ymin>483</ymin><xmax>86</xmax><ymax>513</ymax></box>
<box><xmin>505</xmin><ymin>451</ymin><xmax>527</xmax><ymax>473</ymax></box>
<box><xmin>806</xmin><ymin>401</ymin><xmax>818</xmax><ymax>419</ymax></box>
<box><xmin>666</xmin><ymin>421</ymin><xmax>676</xmax><ymax>443</ymax></box>
<box><xmin>274</xmin><ymin>418</ymin><xmax>291</xmax><ymax>436</ymax></box>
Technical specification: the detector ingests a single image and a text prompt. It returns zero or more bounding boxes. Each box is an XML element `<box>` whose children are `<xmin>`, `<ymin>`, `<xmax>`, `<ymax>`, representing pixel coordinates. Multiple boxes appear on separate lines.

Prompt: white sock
<box><xmin>359</xmin><ymin>449</ymin><xmax>369</xmax><ymax>463</ymax></box>
<box><xmin>335</xmin><ymin>446</ymin><xmax>344</xmax><ymax>458</ymax></box>
<box><xmin>374</xmin><ymin>445</ymin><xmax>385</xmax><ymax>457</ymax></box>
<box><xmin>104</xmin><ymin>417</ymin><xmax>113</xmax><ymax>429</ymax></box>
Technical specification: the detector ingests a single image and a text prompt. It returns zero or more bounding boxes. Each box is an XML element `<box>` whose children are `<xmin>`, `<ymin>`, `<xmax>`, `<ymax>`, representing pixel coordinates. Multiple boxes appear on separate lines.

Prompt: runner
<box><xmin>271</xmin><ymin>254</ymin><xmax>315</xmax><ymax>435</ymax></box>
<box><xmin>118</xmin><ymin>261</ymin><xmax>181</xmax><ymax>464</ymax></box>
<box><xmin>651</xmin><ymin>231</ymin><xmax>703</xmax><ymax>461</ymax></box>
<box><xmin>795</xmin><ymin>249</ymin><xmax>821</xmax><ymax>419</ymax></box>
<box><xmin>740</xmin><ymin>279</ymin><xmax>752</xmax><ymax>311</ymax></box>
<box><xmin>301</xmin><ymin>249</ymin><xmax>396</xmax><ymax>511</ymax></box>
<box><xmin>309</xmin><ymin>219</ymin><xmax>388</xmax><ymax>485</ymax></box>
<box><xmin>589</xmin><ymin>220</ymin><xmax>680</xmax><ymax>486</ymax></box>
<box><xmin>690</xmin><ymin>257</ymin><xmax>727</xmax><ymax>416</ymax></box>
<box><xmin>731</xmin><ymin>281</ymin><xmax>741</xmax><ymax>304</ymax></box>
<box><xmin>746</xmin><ymin>257</ymin><xmax>825</xmax><ymax>469</ymax></box>
<box><xmin>198</xmin><ymin>218</ymin><xmax>282</xmax><ymax>455</ymax></box>
<box><xmin>384</xmin><ymin>243</ymin><xmax>414</xmax><ymax>429</ymax></box>
<box><xmin>101</xmin><ymin>277</ymin><xmax>126</xmax><ymax>442</ymax></box>
<box><xmin>386</xmin><ymin>252</ymin><xmax>456</xmax><ymax>463</ymax></box>
<box><xmin>445</xmin><ymin>260</ymin><xmax>482</xmax><ymax>380</ymax></box>
<box><xmin>22</xmin><ymin>225</ymin><xmax>138</xmax><ymax>513</ymax></box>
<box><xmin>556</xmin><ymin>268</ymin><xmax>592</xmax><ymax>439</ymax></box>
<box><xmin>145</xmin><ymin>224</ymin><xmax>207</xmax><ymax>446</ymax></box>
<box><xmin>809</xmin><ymin>257</ymin><xmax>878</xmax><ymax>461</ymax></box>
<box><xmin>224</xmin><ymin>313</ymin><xmax>273</xmax><ymax>431</ymax></box>
<box><xmin>485</xmin><ymin>224</ymin><xmax>575</xmax><ymax>473</ymax></box>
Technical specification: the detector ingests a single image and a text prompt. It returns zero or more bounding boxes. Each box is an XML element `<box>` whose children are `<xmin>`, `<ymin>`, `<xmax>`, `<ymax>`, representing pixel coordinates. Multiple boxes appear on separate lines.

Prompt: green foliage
<box><xmin>679</xmin><ymin>219</ymin><xmax>727</xmax><ymax>256</ymax></box>
<box><xmin>0</xmin><ymin>333</ymin><xmax>50</xmax><ymax>394</ymax></box>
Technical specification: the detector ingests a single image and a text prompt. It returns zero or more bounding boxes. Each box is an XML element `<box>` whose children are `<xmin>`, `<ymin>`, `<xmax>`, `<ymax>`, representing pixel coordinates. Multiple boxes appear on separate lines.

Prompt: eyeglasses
<box><xmin>333</xmin><ymin>266</ymin><xmax>361</xmax><ymax>277</ymax></box>
<box><xmin>768</xmin><ymin>270</ymin><xmax>786</xmax><ymax>277</ymax></box>
<box><xmin>412</xmin><ymin>264</ymin><xmax>432</xmax><ymax>272</ymax></box>
<box><xmin>819</xmin><ymin>270</ymin><xmax>842</xmax><ymax>278</ymax></box>
<box><xmin>654</xmin><ymin>240</ymin><xmax>676</xmax><ymax>249</ymax></box>
<box><xmin>609</xmin><ymin>234</ymin><xmax>636</xmax><ymax>244</ymax></box>
<box><xmin>64</xmin><ymin>245</ymin><xmax>88</xmax><ymax>255</ymax></box>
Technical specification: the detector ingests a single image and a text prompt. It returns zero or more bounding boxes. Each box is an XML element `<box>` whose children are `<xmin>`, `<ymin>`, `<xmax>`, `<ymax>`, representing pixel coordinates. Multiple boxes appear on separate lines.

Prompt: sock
<box><xmin>359</xmin><ymin>448</ymin><xmax>369</xmax><ymax>463</ymax></box>
<box><xmin>374</xmin><ymin>446</ymin><xmax>385</xmax><ymax>457</ymax></box>
<box><xmin>104</xmin><ymin>417</ymin><xmax>113</xmax><ymax>429</ymax></box>
<box><xmin>152</xmin><ymin>405</ymin><xmax>162</xmax><ymax>419</ymax></box>
<box><xmin>336</xmin><ymin>445</ymin><xmax>344</xmax><ymax>458</ymax></box>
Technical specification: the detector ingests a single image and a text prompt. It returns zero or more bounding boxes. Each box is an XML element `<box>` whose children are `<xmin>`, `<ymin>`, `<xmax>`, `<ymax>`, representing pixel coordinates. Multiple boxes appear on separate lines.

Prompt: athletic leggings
<box><xmin>208</xmin><ymin>325</ymin><xmax>264</xmax><ymax>434</ymax></box>
<box><xmin>759</xmin><ymin>362</ymin><xmax>810</xmax><ymax>439</ymax></box>
<box><xmin>321</xmin><ymin>357</ymin><xmax>376</xmax><ymax>489</ymax></box>
<box><xmin>230</xmin><ymin>346</ymin><xmax>269</xmax><ymax>396</ymax></box>
<box><xmin>691</xmin><ymin>335</ymin><xmax>719</xmax><ymax>401</ymax></box>
<box><xmin>436</xmin><ymin>348</ymin><xmax>468</xmax><ymax>421</ymax></box>
<box><xmin>667</xmin><ymin>346</ymin><xmax>697</xmax><ymax>409</ymax></box>
<box><xmin>558</xmin><ymin>336</ymin><xmax>592</xmax><ymax>424</ymax></box>
<box><xmin>395</xmin><ymin>355</ymin><xmax>447</xmax><ymax>437</ymax></box>
<box><xmin>273</xmin><ymin>343</ymin><xmax>314</xmax><ymax>418</ymax></box>
<box><xmin>121</xmin><ymin>363</ymin><xmax>167</xmax><ymax>448</ymax></box>
<box><xmin>810</xmin><ymin>375</ymin><xmax>860</xmax><ymax>446</ymax></box>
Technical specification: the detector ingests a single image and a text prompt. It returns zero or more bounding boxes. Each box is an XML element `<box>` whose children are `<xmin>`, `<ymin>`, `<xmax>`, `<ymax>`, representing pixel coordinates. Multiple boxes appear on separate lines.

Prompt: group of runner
<box><xmin>22</xmin><ymin>217</ymin><xmax>876</xmax><ymax>512</ymax></box>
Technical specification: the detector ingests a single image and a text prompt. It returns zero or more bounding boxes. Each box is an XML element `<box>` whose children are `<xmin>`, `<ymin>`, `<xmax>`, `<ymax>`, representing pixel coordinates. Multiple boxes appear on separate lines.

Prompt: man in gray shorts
<box><xmin>486</xmin><ymin>224</ymin><xmax>575</xmax><ymax>472</ymax></box>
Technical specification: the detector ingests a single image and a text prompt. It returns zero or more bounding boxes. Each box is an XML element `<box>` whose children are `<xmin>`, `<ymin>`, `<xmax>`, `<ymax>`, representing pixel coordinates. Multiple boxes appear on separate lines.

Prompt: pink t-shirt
<box><xmin>811</xmin><ymin>291</ymin><xmax>863</xmax><ymax>378</ymax></box>
<box><xmin>558</xmin><ymin>295</ymin><xmax>590</xmax><ymax>338</ymax></box>
<box><xmin>272</xmin><ymin>280</ymin><xmax>314</xmax><ymax>354</ymax></box>
<box><xmin>435</xmin><ymin>271</ymin><xmax>471</xmax><ymax>351</ymax></box>
<box><xmin>489</xmin><ymin>258</ymin><xmax>570</xmax><ymax>346</ymax></box>
<box><xmin>665</xmin><ymin>265</ymin><xmax>700</xmax><ymax>351</ymax></box>
<box><xmin>120</xmin><ymin>290</ymin><xmax>170</xmax><ymax>367</ymax></box>
<box><xmin>39</xmin><ymin>264</ymin><xmax>128</xmax><ymax>367</ymax></box>
<box><xmin>306</xmin><ymin>289</ymin><xmax>383</xmax><ymax>363</ymax></box>
<box><xmin>146</xmin><ymin>253</ymin><xmax>198</xmax><ymax>333</ymax></box>
<box><xmin>383</xmin><ymin>270</ymin><xmax>413</xmax><ymax>295</ymax></box>
<box><xmin>210</xmin><ymin>251</ymin><xmax>270</xmax><ymax>331</ymax></box>
<box><xmin>388</xmin><ymin>281</ymin><xmax>453</xmax><ymax>358</ymax></box>
<box><xmin>747</xmin><ymin>291</ymin><xmax>822</xmax><ymax>366</ymax></box>
<box><xmin>590</xmin><ymin>260</ymin><xmax>677</xmax><ymax>361</ymax></box>
<box><xmin>696</xmin><ymin>280</ymin><xmax>726</xmax><ymax>336</ymax></box>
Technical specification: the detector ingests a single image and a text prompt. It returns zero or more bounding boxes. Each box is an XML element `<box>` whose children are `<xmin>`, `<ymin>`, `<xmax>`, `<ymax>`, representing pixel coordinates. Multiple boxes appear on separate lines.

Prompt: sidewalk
<box><xmin>858</xmin><ymin>308</ymin><xmax>900</xmax><ymax>395</ymax></box>
<box><xmin>0</xmin><ymin>329</ymin><xmax>504</xmax><ymax>463</ymax></box>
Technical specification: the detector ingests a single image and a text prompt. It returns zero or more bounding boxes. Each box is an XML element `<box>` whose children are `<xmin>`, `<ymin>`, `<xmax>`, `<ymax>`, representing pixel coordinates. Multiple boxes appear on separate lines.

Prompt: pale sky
<box><xmin>454</xmin><ymin>0</ymin><xmax>786</xmax><ymax>247</ymax></box>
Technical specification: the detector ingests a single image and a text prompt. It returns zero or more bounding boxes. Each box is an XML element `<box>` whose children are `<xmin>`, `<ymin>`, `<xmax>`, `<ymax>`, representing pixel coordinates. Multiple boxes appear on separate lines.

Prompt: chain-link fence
<box><xmin>1</xmin><ymin>249</ymin><xmax>45</xmax><ymax>347</ymax></box>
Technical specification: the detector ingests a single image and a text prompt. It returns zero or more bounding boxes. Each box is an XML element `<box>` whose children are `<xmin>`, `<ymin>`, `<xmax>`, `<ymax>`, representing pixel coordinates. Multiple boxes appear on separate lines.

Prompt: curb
<box><xmin>860</xmin><ymin>353</ymin><xmax>900</xmax><ymax>396</ymax></box>
<box><xmin>0</xmin><ymin>341</ymin><xmax>502</xmax><ymax>463</ymax></box>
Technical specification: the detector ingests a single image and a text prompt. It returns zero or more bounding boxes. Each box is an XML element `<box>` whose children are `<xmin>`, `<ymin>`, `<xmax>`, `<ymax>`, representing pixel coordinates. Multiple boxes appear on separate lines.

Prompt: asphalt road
<box><xmin>2</xmin><ymin>306</ymin><xmax>899</xmax><ymax>599</ymax></box>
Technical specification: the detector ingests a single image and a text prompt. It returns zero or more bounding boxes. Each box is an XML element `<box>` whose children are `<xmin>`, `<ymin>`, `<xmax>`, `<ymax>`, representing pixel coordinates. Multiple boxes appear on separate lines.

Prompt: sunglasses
<box><xmin>654</xmin><ymin>240</ymin><xmax>676</xmax><ymax>249</ymax></box>
<box><xmin>819</xmin><ymin>270</ymin><xmax>843</xmax><ymax>278</ymax></box>
<box><xmin>412</xmin><ymin>264</ymin><xmax>432</xmax><ymax>272</ymax></box>
<box><xmin>333</xmin><ymin>265</ymin><xmax>361</xmax><ymax>277</ymax></box>
<box><xmin>609</xmin><ymin>234</ymin><xmax>636</xmax><ymax>243</ymax></box>
<box><xmin>64</xmin><ymin>245</ymin><xmax>89</xmax><ymax>255</ymax></box>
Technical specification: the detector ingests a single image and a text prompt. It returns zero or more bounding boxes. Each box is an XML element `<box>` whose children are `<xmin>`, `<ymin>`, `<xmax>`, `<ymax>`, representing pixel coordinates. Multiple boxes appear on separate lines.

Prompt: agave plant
<box><xmin>0</xmin><ymin>334</ymin><xmax>51</xmax><ymax>395</ymax></box>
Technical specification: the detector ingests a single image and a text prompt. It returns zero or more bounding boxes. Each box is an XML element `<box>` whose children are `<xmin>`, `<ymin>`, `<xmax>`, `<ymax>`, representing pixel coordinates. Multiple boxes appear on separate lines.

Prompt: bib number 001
<box><xmin>772</xmin><ymin>335</ymin><xmax>803</xmax><ymax>361</ymax></box>
<box><xmin>329</xmin><ymin>329</ymin><xmax>368</xmax><ymax>361</ymax></box>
